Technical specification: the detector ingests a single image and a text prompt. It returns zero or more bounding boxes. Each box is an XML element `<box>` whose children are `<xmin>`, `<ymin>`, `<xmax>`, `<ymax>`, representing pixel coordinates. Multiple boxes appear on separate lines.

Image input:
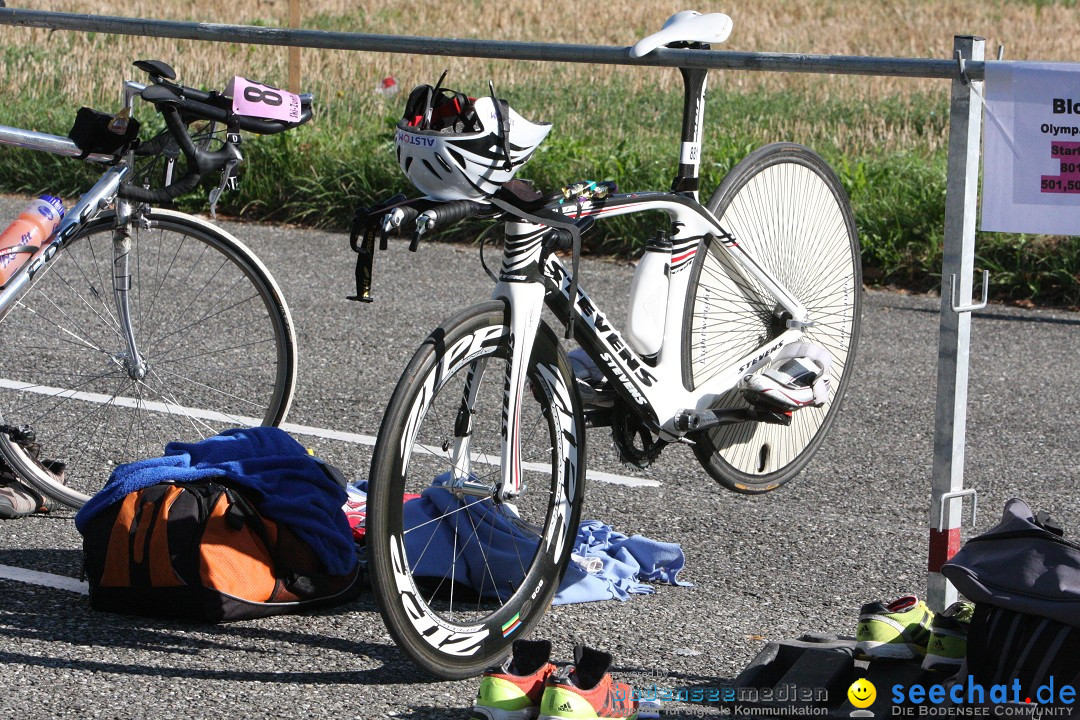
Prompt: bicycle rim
<box><xmin>0</xmin><ymin>209</ymin><xmax>296</xmax><ymax>508</ymax></box>
<box><xmin>684</xmin><ymin>143</ymin><xmax>861</xmax><ymax>492</ymax></box>
<box><xmin>368</xmin><ymin>302</ymin><xmax>584</xmax><ymax>679</ymax></box>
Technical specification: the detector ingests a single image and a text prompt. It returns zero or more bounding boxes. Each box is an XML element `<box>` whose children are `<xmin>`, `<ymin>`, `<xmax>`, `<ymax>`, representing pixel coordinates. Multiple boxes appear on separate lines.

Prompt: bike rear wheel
<box><xmin>367</xmin><ymin>301</ymin><xmax>584</xmax><ymax>679</ymax></box>
<box><xmin>0</xmin><ymin>209</ymin><xmax>296</xmax><ymax>508</ymax></box>
<box><xmin>684</xmin><ymin>143</ymin><xmax>862</xmax><ymax>493</ymax></box>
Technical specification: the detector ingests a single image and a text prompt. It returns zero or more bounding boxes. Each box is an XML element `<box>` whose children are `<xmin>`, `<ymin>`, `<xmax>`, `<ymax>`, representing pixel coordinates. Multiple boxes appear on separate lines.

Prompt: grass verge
<box><xmin>0</xmin><ymin>58</ymin><xmax>1076</xmax><ymax>306</ymax></box>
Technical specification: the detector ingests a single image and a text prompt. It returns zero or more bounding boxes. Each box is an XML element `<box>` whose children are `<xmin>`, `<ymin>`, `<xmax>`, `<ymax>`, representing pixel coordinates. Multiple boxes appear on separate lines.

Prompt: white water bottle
<box><xmin>626</xmin><ymin>232</ymin><xmax>671</xmax><ymax>358</ymax></box>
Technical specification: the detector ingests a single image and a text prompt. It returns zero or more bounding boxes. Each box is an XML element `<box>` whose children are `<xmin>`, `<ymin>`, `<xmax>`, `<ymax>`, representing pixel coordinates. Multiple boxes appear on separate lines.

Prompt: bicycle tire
<box><xmin>367</xmin><ymin>301</ymin><xmax>585</xmax><ymax>679</ymax></box>
<box><xmin>0</xmin><ymin>209</ymin><xmax>297</xmax><ymax>508</ymax></box>
<box><xmin>683</xmin><ymin>143</ymin><xmax>861</xmax><ymax>493</ymax></box>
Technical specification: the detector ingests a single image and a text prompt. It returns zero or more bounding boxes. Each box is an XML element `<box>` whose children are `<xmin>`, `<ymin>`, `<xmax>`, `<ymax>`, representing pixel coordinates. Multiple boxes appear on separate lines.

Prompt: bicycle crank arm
<box><xmin>673</xmin><ymin>407</ymin><xmax>792</xmax><ymax>433</ymax></box>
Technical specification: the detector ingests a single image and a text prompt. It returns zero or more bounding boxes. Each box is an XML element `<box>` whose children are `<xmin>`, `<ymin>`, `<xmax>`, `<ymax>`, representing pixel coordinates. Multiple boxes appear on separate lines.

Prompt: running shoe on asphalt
<box><xmin>0</xmin><ymin>478</ymin><xmax>56</xmax><ymax>519</ymax></box>
<box><xmin>855</xmin><ymin>594</ymin><xmax>934</xmax><ymax>661</ymax></box>
<box><xmin>922</xmin><ymin>601</ymin><xmax>974</xmax><ymax>672</ymax></box>
<box><xmin>472</xmin><ymin>639</ymin><xmax>558</xmax><ymax>720</ymax></box>
<box><xmin>538</xmin><ymin>644</ymin><xmax>638</xmax><ymax>720</ymax></box>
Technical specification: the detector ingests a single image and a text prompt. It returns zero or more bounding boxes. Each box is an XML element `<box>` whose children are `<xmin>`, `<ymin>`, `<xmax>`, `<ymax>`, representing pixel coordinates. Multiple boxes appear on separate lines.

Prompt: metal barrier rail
<box><xmin>0</xmin><ymin>7</ymin><xmax>982</xmax><ymax>80</ymax></box>
<box><xmin>0</xmin><ymin>6</ymin><xmax>987</xmax><ymax>613</ymax></box>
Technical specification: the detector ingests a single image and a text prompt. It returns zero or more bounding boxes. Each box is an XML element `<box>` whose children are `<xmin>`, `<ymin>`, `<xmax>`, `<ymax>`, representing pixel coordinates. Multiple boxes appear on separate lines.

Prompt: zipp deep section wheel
<box><xmin>0</xmin><ymin>209</ymin><xmax>296</xmax><ymax>508</ymax></box>
<box><xmin>684</xmin><ymin>143</ymin><xmax>861</xmax><ymax>493</ymax></box>
<box><xmin>367</xmin><ymin>301</ymin><xmax>585</xmax><ymax>679</ymax></box>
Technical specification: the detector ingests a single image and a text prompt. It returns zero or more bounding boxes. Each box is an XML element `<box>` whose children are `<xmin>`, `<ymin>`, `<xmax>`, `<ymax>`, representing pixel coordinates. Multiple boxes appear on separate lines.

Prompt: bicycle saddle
<box><xmin>630</xmin><ymin>10</ymin><xmax>733</xmax><ymax>58</ymax></box>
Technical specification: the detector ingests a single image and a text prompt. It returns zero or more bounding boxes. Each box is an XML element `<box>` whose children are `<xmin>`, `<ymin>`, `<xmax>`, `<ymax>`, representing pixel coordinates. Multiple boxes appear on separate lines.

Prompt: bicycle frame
<box><xmin>476</xmin><ymin>66</ymin><xmax>813</xmax><ymax>502</ymax></box>
<box><xmin>481</xmin><ymin>196</ymin><xmax>810</xmax><ymax>500</ymax></box>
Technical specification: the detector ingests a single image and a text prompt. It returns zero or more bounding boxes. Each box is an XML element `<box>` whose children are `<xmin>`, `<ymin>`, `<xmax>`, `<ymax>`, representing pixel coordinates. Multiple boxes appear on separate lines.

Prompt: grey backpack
<box><xmin>942</xmin><ymin>498</ymin><xmax>1080</xmax><ymax>696</ymax></box>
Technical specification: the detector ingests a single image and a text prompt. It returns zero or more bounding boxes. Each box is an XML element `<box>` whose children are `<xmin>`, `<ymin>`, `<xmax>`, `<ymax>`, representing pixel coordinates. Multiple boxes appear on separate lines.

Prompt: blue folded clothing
<box><xmin>553</xmin><ymin>520</ymin><xmax>692</xmax><ymax>605</ymax></box>
<box><xmin>401</xmin><ymin>474</ymin><xmax>688</xmax><ymax>604</ymax></box>
<box><xmin>74</xmin><ymin>427</ymin><xmax>356</xmax><ymax>577</ymax></box>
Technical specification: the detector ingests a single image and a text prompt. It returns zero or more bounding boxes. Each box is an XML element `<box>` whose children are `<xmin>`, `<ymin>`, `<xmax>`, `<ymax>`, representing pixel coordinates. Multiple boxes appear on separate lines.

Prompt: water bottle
<box><xmin>0</xmin><ymin>196</ymin><xmax>65</xmax><ymax>287</ymax></box>
<box><xmin>626</xmin><ymin>231</ymin><xmax>671</xmax><ymax>358</ymax></box>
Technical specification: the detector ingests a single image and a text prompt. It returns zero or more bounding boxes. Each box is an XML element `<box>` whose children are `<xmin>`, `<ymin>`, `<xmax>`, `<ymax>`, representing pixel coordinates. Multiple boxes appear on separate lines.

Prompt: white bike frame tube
<box><xmin>491</xmin><ymin>221</ymin><xmax>548</xmax><ymax>500</ymax></box>
<box><xmin>550</xmin><ymin>193</ymin><xmax>807</xmax><ymax>321</ymax></box>
<box><xmin>545</xmin><ymin>253</ymin><xmax>803</xmax><ymax>434</ymax></box>
<box><xmin>537</xmin><ymin>194</ymin><xmax>809</xmax><ymax>433</ymax></box>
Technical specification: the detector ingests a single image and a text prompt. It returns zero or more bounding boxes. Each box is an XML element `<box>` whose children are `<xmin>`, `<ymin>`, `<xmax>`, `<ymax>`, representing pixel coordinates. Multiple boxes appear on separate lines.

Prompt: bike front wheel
<box><xmin>367</xmin><ymin>301</ymin><xmax>585</xmax><ymax>679</ymax></box>
<box><xmin>683</xmin><ymin>143</ymin><xmax>862</xmax><ymax>493</ymax></box>
<box><xmin>0</xmin><ymin>209</ymin><xmax>297</xmax><ymax>508</ymax></box>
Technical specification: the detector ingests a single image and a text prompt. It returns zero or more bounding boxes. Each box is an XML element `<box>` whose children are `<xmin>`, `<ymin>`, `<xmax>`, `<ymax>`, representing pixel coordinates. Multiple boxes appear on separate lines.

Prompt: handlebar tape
<box><xmin>422</xmin><ymin>200</ymin><xmax>487</xmax><ymax>227</ymax></box>
<box><xmin>119</xmin><ymin>88</ymin><xmax>312</xmax><ymax>203</ymax></box>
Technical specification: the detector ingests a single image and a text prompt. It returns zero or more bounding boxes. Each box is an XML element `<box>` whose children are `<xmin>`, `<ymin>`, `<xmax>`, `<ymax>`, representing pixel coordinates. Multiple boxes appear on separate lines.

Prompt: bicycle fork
<box><xmin>111</xmin><ymin>199</ymin><xmax>148</xmax><ymax>380</ymax></box>
<box><xmin>448</xmin><ymin>221</ymin><xmax>547</xmax><ymax>504</ymax></box>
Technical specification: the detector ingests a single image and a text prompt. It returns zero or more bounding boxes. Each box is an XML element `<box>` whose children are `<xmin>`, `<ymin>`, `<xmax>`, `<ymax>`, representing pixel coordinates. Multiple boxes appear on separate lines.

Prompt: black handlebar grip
<box><xmin>545</xmin><ymin>228</ymin><xmax>575</xmax><ymax>252</ymax></box>
<box><xmin>425</xmin><ymin>200</ymin><xmax>487</xmax><ymax>227</ymax></box>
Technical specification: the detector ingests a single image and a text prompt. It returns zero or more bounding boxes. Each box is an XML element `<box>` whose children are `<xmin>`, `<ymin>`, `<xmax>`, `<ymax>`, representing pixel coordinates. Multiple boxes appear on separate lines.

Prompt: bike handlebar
<box><xmin>118</xmin><ymin>60</ymin><xmax>313</xmax><ymax>203</ymax></box>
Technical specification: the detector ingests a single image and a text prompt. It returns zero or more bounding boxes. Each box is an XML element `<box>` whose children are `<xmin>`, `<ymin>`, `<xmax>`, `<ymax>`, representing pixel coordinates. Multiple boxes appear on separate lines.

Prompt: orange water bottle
<box><xmin>0</xmin><ymin>196</ymin><xmax>65</xmax><ymax>286</ymax></box>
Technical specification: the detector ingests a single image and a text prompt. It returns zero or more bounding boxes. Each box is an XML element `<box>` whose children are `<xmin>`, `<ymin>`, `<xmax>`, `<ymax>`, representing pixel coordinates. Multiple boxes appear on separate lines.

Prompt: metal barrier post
<box><xmin>927</xmin><ymin>35</ymin><xmax>985</xmax><ymax>612</ymax></box>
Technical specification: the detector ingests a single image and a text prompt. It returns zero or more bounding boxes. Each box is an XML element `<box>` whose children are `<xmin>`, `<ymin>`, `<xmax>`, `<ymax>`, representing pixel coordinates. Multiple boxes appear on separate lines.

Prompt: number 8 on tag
<box><xmin>226</xmin><ymin>77</ymin><xmax>301</xmax><ymax>123</ymax></box>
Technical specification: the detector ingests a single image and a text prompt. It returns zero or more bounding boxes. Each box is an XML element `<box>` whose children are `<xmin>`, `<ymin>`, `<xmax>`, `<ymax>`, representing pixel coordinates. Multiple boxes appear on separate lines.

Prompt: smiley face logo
<box><xmin>848</xmin><ymin>678</ymin><xmax>876</xmax><ymax>709</ymax></box>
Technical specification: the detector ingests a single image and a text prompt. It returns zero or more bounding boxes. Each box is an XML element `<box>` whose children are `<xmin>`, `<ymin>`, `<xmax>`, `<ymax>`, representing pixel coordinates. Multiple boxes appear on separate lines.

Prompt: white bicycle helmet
<box><xmin>395</xmin><ymin>79</ymin><xmax>552</xmax><ymax>201</ymax></box>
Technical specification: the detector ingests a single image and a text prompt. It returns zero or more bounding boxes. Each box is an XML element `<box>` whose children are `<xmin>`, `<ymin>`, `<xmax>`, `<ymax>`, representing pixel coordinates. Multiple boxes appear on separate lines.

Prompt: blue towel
<box><xmin>401</xmin><ymin>474</ymin><xmax>688</xmax><ymax>604</ymax></box>
<box><xmin>552</xmin><ymin>520</ymin><xmax>692</xmax><ymax>605</ymax></box>
<box><xmin>74</xmin><ymin>427</ymin><xmax>356</xmax><ymax>577</ymax></box>
<box><xmin>403</xmin><ymin>482</ymin><xmax>536</xmax><ymax>603</ymax></box>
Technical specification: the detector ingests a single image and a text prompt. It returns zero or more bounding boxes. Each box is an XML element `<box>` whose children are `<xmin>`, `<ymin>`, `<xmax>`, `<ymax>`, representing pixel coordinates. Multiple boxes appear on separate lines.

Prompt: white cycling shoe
<box><xmin>738</xmin><ymin>341</ymin><xmax>832</xmax><ymax>410</ymax></box>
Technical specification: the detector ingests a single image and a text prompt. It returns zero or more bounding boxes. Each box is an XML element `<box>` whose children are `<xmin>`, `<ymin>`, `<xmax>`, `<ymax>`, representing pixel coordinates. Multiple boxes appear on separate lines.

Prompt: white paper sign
<box><xmin>982</xmin><ymin>61</ymin><xmax>1080</xmax><ymax>235</ymax></box>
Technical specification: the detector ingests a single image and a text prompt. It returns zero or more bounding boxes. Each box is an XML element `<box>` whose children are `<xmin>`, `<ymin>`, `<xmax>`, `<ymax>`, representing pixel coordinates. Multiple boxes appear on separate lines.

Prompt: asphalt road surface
<box><xmin>0</xmin><ymin>195</ymin><xmax>1077</xmax><ymax>719</ymax></box>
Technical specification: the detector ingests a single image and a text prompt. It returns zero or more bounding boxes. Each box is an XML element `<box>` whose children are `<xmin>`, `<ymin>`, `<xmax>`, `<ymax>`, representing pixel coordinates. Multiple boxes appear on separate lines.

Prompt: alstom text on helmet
<box><xmin>395</xmin><ymin>130</ymin><xmax>437</xmax><ymax>147</ymax></box>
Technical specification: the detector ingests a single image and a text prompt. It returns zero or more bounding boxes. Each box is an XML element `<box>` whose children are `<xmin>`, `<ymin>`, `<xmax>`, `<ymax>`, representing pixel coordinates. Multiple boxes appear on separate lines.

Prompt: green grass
<box><xmin>1</xmin><ymin>78</ymin><xmax>1077</xmax><ymax>307</ymax></box>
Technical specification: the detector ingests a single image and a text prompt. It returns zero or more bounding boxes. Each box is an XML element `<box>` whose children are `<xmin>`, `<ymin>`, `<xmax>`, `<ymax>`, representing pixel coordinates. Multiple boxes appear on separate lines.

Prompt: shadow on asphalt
<box><xmin>885</xmin><ymin>303</ymin><xmax>1080</xmax><ymax>325</ymax></box>
<box><xmin>0</xmin><ymin>578</ymin><xmax>425</xmax><ymax>685</ymax></box>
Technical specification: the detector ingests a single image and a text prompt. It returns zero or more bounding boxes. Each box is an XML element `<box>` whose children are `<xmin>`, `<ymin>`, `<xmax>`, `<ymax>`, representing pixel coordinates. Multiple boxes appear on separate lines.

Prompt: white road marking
<box><xmin>0</xmin><ymin>564</ymin><xmax>88</xmax><ymax>595</ymax></box>
<box><xmin>0</xmin><ymin>378</ymin><xmax>662</xmax><ymax>488</ymax></box>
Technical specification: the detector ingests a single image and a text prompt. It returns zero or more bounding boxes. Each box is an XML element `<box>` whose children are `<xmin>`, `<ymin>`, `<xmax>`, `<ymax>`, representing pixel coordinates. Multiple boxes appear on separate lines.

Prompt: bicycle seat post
<box><xmin>673</xmin><ymin>62</ymin><xmax>709</xmax><ymax>201</ymax></box>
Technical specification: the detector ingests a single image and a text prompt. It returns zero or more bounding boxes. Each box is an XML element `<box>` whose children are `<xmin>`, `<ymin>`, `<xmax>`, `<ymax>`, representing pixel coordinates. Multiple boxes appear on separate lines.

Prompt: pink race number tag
<box><xmin>225</xmin><ymin>77</ymin><xmax>301</xmax><ymax>123</ymax></box>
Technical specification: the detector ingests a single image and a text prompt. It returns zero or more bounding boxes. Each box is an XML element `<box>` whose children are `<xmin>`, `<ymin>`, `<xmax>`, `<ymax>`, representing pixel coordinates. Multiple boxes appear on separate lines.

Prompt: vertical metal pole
<box><xmin>287</xmin><ymin>0</ymin><xmax>301</xmax><ymax>94</ymax></box>
<box><xmin>927</xmin><ymin>35</ymin><xmax>984</xmax><ymax>612</ymax></box>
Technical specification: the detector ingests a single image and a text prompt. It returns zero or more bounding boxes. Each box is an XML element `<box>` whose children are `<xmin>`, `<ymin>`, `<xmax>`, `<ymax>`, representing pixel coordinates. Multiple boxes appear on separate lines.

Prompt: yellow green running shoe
<box><xmin>922</xmin><ymin>601</ymin><xmax>974</xmax><ymax>672</ymax></box>
<box><xmin>538</xmin><ymin>645</ymin><xmax>638</xmax><ymax>720</ymax></box>
<box><xmin>855</xmin><ymin>595</ymin><xmax>934</xmax><ymax>660</ymax></box>
<box><xmin>472</xmin><ymin>639</ymin><xmax>557</xmax><ymax>720</ymax></box>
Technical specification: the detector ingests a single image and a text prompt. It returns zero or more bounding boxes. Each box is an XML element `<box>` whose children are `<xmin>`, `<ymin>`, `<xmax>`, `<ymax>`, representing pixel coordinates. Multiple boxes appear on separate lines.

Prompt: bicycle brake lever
<box><xmin>207</xmin><ymin>158</ymin><xmax>239</xmax><ymax>219</ymax></box>
<box><xmin>411</xmin><ymin>211</ymin><xmax>436</xmax><ymax>251</ymax></box>
<box><xmin>381</xmin><ymin>207</ymin><xmax>405</xmax><ymax>250</ymax></box>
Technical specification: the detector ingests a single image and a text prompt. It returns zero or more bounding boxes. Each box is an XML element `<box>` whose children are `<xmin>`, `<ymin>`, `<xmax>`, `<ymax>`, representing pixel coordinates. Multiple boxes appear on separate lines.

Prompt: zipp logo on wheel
<box><xmin>390</xmin><ymin>535</ymin><xmax>489</xmax><ymax>656</ymax></box>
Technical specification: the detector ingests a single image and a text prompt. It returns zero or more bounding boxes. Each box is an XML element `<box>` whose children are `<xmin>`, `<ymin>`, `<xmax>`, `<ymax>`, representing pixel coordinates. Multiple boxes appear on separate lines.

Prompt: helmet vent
<box><xmin>446</xmin><ymin>148</ymin><xmax>467</xmax><ymax>170</ymax></box>
<box><xmin>421</xmin><ymin>158</ymin><xmax>442</xmax><ymax>179</ymax></box>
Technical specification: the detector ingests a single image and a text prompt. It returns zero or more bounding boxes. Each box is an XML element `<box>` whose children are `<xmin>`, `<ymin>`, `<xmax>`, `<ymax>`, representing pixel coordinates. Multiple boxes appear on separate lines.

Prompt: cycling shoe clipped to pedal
<box><xmin>738</xmin><ymin>341</ymin><xmax>832</xmax><ymax>411</ymax></box>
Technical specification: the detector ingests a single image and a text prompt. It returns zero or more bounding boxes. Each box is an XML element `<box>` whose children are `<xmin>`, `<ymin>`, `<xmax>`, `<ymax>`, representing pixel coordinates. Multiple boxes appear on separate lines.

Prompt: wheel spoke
<box><xmin>0</xmin><ymin>213</ymin><xmax>293</xmax><ymax>507</ymax></box>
